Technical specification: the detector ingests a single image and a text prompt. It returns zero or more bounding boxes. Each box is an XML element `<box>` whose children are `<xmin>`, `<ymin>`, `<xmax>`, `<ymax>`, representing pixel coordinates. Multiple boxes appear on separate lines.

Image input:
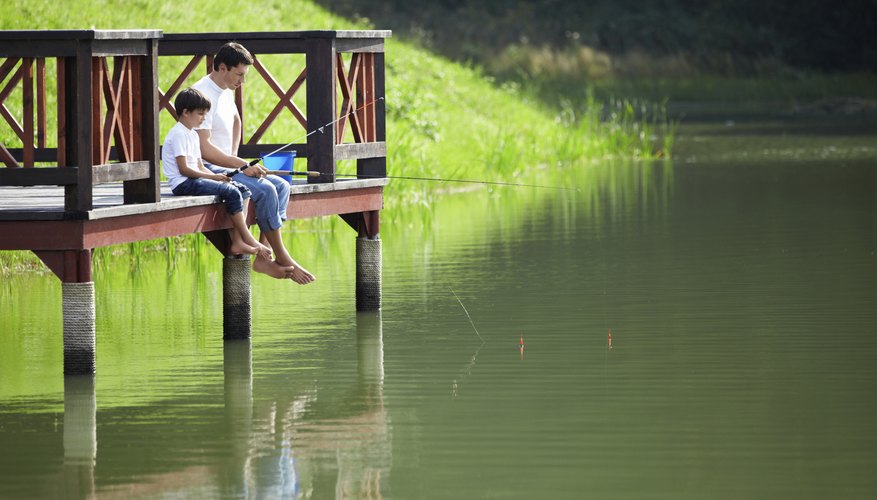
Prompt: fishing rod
<box><xmin>227</xmin><ymin>97</ymin><xmax>385</xmax><ymax>177</ymax></box>
<box><xmin>262</xmin><ymin>169</ymin><xmax>580</xmax><ymax>191</ymax></box>
<box><xmin>243</xmin><ymin>95</ymin><xmax>576</xmax><ymax>191</ymax></box>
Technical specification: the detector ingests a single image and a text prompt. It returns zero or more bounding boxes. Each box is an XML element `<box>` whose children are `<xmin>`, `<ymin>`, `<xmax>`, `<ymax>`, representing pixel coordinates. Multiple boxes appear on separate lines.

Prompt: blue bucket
<box><xmin>261</xmin><ymin>151</ymin><xmax>296</xmax><ymax>183</ymax></box>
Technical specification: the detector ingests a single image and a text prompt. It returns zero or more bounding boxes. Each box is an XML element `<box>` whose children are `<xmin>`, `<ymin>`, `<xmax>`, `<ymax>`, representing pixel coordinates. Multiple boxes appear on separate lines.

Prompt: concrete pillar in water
<box><xmin>62</xmin><ymin>282</ymin><xmax>96</xmax><ymax>375</ymax></box>
<box><xmin>356</xmin><ymin>236</ymin><xmax>382</xmax><ymax>311</ymax></box>
<box><xmin>356</xmin><ymin>311</ymin><xmax>384</xmax><ymax>384</ymax></box>
<box><xmin>63</xmin><ymin>375</ymin><xmax>96</xmax><ymax>497</ymax></box>
<box><xmin>223</xmin><ymin>340</ymin><xmax>253</xmax><ymax>483</ymax></box>
<box><xmin>223</xmin><ymin>256</ymin><xmax>251</xmax><ymax>340</ymax></box>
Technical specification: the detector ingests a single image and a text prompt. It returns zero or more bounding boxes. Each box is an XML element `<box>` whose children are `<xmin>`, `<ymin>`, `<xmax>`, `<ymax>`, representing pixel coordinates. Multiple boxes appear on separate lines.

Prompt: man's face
<box><xmin>218</xmin><ymin>63</ymin><xmax>249</xmax><ymax>90</ymax></box>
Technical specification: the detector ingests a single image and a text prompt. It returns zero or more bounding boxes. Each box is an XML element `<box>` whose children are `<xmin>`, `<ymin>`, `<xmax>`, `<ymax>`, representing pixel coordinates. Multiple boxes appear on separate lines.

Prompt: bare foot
<box><xmin>229</xmin><ymin>240</ymin><xmax>256</xmax><ymax>257</ymax></box>
<box><xmin>254</xmin><ymin>243</ymin><xmax>273</xmax><ymax>261</ymax></box>
<box><xmin>285</xmin><ymin>264</ymin><xmax>315</xmax><ymax>285</ymax></box>
<box><xmin>252</xmin><ymin>256</ymin><xmax>295</xmax><ymax>279</ymax></box>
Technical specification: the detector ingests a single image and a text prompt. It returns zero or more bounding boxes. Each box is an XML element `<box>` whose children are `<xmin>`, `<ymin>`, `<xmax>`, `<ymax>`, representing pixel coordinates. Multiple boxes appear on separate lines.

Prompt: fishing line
<box><xmin>263</xmin><ymin>169</ymin><xmax>579</xmax><ymax>191</ymax></box>
<box><xmin>447</xmin><ymin>284</ymin><xmax>484</xmax><ymax>342</ymax></box>
<box><xmin>340</xmin><ymin>173</ymin><xmax>578</xmax><ymax>191</ymax></box>
<box><xmin>446</xmin><ymin>282</ymin><xmax>485</xmax><ymax>396</ymax></box>
<box><xmin>248</xmin><ymin>95</ymin><xmax>576</xmax><ymax>191</ymax></box>
<box><xmin>452</xmin><ymin>340</ymin><xmax>485</xmax><ymax>397</ymax></box>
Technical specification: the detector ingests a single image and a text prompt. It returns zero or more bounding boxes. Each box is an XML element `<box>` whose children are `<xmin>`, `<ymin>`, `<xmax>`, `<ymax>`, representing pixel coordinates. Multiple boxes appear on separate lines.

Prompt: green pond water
<box><xmin>1</xmin><ymin>110</ymin><xmax>876</xmax><ymax>499</ymax></box>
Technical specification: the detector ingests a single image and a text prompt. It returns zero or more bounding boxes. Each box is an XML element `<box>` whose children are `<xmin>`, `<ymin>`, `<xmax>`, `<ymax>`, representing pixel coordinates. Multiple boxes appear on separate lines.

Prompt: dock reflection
<box><xmin>10</xmin><ymin>312</ymin><xmax>392</xmax><ymax>498</ymax></box>
<box><xmin>63</xmin><ymin>375</ymin><xmax>96</xmax><ymax>498</ymax></box>
<box><xmin>220</xmin><ymin>311</ymin><xmax>391</xmax><ymax>499</ymax></box>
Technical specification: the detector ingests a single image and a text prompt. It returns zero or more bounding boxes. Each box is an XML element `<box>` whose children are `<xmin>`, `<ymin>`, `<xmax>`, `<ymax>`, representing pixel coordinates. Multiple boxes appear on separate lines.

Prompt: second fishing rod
<box><xmin>227</xmin><ymin>97</ymin><xmax>385</xmax><ymax>178</ymax></box>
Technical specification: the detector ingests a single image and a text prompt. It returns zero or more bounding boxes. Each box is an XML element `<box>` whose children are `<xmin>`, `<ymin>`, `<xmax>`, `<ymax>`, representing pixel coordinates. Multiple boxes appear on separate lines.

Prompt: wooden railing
<box><xmin>0</xmin><ymin>30</ymin><xmax>161</xmax><ymax>212</ymax></box>
<box><xmin>0</xmin><ymin>29</ymin><xmax>389</xmax><ymax>213</ymax></box>
<box><xmin>159</xmin><ymin>31</ymin><xmax>388</xmax><ymax>183</ymax></box>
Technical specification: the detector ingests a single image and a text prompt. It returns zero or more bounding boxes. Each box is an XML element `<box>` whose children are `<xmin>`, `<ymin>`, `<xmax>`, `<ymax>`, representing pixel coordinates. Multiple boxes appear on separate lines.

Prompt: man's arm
<box><xmin>196</xmin><ymin>128</ymin><xmax>266</xmax><ymax>177</ymax></box>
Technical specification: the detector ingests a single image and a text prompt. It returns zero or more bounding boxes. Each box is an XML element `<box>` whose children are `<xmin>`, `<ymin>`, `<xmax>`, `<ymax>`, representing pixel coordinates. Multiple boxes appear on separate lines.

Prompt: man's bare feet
<box><xmin>285</xmin><ymin>264</ymin><xmax>315</xmax><ymax>285</ymax></box>
<box><xmin>252</xmin><ymin>256</ymin><xmax>295</xmax><ymax>279</ymax></box>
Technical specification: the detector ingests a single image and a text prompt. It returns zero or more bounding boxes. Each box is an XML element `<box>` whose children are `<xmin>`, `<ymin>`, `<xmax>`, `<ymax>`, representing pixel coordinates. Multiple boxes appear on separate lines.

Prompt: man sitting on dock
<box><xmin>193</xmin><ymin>42</ymin><xmax>315</xmax><ymax>285</ymax></box>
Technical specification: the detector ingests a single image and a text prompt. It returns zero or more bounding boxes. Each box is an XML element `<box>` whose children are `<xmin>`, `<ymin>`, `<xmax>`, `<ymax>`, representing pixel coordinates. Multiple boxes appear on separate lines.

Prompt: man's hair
<box><xmin>174</xmin><ymin>88</ymin><xmax>211</xmax><ymax>117</ymax></box>
<box><xmin>213</xmin><ymin>42</ymin><xmax>254</xmax><ymax>70</ymax></box>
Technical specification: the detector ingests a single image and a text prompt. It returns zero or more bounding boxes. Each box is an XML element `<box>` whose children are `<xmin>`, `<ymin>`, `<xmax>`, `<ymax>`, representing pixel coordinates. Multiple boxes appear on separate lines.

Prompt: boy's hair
<box><xmin>213</xmin><ymin>42</ymin><xmax>254</xmax><ymax>70</ymax></box>
<box><xmin>174</xmin><ymin>88</ymin><xmax>211</xmax><ymax>117</ymax></box>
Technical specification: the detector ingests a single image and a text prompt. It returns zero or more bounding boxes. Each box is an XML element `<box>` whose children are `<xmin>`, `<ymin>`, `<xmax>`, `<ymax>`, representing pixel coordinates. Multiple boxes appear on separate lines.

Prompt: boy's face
<box><xmin>180</xmin><ymin>108</ymin><xmax>207</xmax><ymax>129</ymax></box>
<box><xmin>216</xmin><ymin>63</ymin><xmax>249</xmax><ymax>90</ymax></box>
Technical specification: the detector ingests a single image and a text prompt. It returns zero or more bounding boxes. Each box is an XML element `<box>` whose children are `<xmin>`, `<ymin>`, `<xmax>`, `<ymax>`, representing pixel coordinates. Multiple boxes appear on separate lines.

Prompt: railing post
<box><xmin>67</xmin><ymin>40</ymin><xmax>94</xmax><ymax>212</ymax></box>
<box><xmin>124</xmin><ymin>38</ymin><xmax>161</xmax><ymax>204</ymax></box>
<box><xmin>358</xmin><ymin>51</ymin><xmax>386</xmax><ymax>179</ymax></box>
<box><xmin>306</xmin><ymin>37</ymin><xmax>337</xmax><ymax>183</ymax></box>
<box><xmin>22</xmin><ymin>57</ymin><xmax>34</xmax><ymax>168</ymax></box>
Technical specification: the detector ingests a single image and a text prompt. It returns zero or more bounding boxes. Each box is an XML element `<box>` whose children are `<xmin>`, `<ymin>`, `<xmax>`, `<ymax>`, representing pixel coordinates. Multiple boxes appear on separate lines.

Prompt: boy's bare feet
<box><xmin>229</xmin><ymin>241</ymin><xmax>259</xmax><ymax>257</ymax></box>
<box><xmin>253</xmin><ymin>256</ymin><xmax>295</xmax><ymax>279</ymax></box>
<box><xmin>254</xmin><ymin>243</ymin><xmax>273</xmax><ymax>261</ymax></box>
<box><xmin>230</xmin><ymin>241</ymin><xmax>273</xmax><ymax>261</ymax></box>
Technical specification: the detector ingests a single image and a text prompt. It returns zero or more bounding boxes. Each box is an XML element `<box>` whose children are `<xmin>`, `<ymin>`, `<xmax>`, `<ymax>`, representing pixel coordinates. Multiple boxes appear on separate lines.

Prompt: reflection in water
<box><xmin>221</xmin><ymin>339</ymin><xmax>255</xmax><ymax>498</ymax></box>
<box><xmin>220</xmin><ymin>312</ymin><xmax>390</xmax><ymax>499</ymax></box>
<box><xmin>63</xmin><ymin>376</ymin><xmax>96</xmax><ymax>498</ymax></box>
<box><xmin>289</xmin><ymin>312</ymin><xmax>390</xmax><ymax>498</ymax></box>
<box><xmin>4</xmin><ymin>113</ymin><xmax>876</xmax><ymax>498</ymax></box>
<box><xmin>0</xmin><ymin>312</ymin><xmax>391</xmax><ymax>499</ymax></box>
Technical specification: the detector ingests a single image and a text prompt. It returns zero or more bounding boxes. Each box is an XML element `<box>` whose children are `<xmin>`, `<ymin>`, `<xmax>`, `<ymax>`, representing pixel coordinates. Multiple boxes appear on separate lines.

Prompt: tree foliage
<box><xmin>317</xmin><ymin>0</ymin><xmax>877</xmax><ymax>73</ymax></box>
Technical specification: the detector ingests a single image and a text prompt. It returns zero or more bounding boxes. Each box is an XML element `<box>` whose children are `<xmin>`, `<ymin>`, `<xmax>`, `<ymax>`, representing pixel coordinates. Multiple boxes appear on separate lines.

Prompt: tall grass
<box><xmin>0</xmin><ymin>0</ymin><xmax>674</xmax><ymax>272</ymax></box>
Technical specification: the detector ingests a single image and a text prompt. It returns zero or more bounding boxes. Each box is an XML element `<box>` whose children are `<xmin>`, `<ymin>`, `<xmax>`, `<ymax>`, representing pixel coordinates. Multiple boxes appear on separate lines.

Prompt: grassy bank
<box><xmin>1</xmin><ymin>0</ymin><xmax>672</xmax><ymax>273</ymax></box>
<box><xmin>1</xmin><ymin>0</ymin><xmax>670</xmax><ymax>190</ymax></box>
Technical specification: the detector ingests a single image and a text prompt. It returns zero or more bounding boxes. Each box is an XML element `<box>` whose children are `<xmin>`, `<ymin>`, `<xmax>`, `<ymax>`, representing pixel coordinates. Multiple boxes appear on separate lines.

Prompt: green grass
<box><xmin>0</xmin><ymin>0</ymin><xmax>674</xmax><ymax>272</ymax></box>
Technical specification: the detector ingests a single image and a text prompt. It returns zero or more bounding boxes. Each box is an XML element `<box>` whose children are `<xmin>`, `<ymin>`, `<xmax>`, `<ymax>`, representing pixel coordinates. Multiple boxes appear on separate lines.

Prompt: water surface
<box><xmin>1</xmin><ymin>112</ymin><xmax>876</xmax><ymax>499</ymax></box>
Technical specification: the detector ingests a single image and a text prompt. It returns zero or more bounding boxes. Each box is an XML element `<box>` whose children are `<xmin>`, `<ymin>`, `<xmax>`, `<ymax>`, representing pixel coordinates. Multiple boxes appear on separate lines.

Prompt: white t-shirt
<box><xmin>162</xmin><ymin>122</ymin><xmax>201</xmax><ymax>190</ymax></box>
<box><xmin>192</xmin><ymin>74</ymin><xmax>237</xmax><ymax>155</ymax></box>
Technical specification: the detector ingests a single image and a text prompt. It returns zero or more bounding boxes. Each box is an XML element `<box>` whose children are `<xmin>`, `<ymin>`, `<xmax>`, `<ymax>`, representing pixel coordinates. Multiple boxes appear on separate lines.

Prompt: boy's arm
<box><xmin>196</xmin><ymin>128</ymin><xmax>267</xmax><ymax>177</ymax></box>
<box><xmin>177</xmin><ymin>156</ymin><xmax>228</xmax><ymax>182</ymax></box>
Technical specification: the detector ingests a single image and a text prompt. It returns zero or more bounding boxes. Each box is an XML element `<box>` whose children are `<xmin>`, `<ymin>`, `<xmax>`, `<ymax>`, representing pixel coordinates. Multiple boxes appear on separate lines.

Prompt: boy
<box><xmin>162</xmin><ymin>88</ymin><xmax>272</xmax><ymax>260</ymax></box>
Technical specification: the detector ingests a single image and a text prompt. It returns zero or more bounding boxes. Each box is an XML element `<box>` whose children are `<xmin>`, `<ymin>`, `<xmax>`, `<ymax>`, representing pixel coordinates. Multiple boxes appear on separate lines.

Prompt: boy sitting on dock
<box><xmin>162</xmin><ymin>88</ymin><xmax>273</xmax><ymax>260</ymax></box>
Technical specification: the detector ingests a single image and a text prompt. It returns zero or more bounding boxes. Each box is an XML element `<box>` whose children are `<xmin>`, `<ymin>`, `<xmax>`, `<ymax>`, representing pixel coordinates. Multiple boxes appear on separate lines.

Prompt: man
<box><xmin>193</xmin><ymin>42</ymin><xmax>314</xmax><ymax>285</ymax></box>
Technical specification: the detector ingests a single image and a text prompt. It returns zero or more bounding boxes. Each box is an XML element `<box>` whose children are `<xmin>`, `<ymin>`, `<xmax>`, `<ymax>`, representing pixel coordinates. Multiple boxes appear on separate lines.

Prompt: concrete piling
<box><xmin>62</xmin><ymin>282</ymin><xmax>96</xmax><ymax>375</ymax></box>
<box><xmin>356</xmin><ymin>236</ymin><xmax>382</xmax><ymax>311</ymax></box>
<box><xmin>223</xmin><ymin>256</ymin><xmax>252</xmax><ymax>340</ymax></box>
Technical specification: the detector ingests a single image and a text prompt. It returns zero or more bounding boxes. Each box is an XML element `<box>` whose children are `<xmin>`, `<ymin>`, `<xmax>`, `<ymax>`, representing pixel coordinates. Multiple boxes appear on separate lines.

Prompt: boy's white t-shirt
<box><xmin>161</xmin><ymin>122</ymin><xmax>201</xmax><ymax>190</ymax></box>
<box><xmin>192</xmin><ymin>74</ymin><xmax>237</xmax><ymax>155</ymax></box>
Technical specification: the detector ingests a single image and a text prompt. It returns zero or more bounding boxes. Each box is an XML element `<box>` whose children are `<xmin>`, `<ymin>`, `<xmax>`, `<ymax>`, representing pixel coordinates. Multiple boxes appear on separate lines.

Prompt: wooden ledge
<box><xmin>0</xmin><ymin>178</ymin><xmax>388</xmax><ymax>221</ymax></box>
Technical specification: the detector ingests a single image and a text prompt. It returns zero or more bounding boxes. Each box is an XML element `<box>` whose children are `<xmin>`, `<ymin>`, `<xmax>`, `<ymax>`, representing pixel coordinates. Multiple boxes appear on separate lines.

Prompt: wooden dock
<box><xmin>0</xmin><ymin>29</ymin><xmax>390</xmax><ymax>374</ymax></box>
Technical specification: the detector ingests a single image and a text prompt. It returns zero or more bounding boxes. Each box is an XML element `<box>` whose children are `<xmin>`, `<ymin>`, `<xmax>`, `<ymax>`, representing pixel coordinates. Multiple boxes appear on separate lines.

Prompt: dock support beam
<box><xmin>356</xmin><ymin>236</ymin><xmax>382</xmax><ymax>311</ymax></box>
<box><xmin>223</xmin><ymin>256</ymin><xmax>252</xmax><ymax>340</ymax></box>
<box><xmin>62</xmin><ymin>282</ymin><xmax>96</xmax><ymax>374</ymax></box>
<box><xmin>34</xmin><ymin>250</ymin><xmax>95</xmax><ymax>375</ymax></box>
<box><xmin>342</xmin><ymin>210</ymin><xmax>382</xmax><ymax>311</ymax></box>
